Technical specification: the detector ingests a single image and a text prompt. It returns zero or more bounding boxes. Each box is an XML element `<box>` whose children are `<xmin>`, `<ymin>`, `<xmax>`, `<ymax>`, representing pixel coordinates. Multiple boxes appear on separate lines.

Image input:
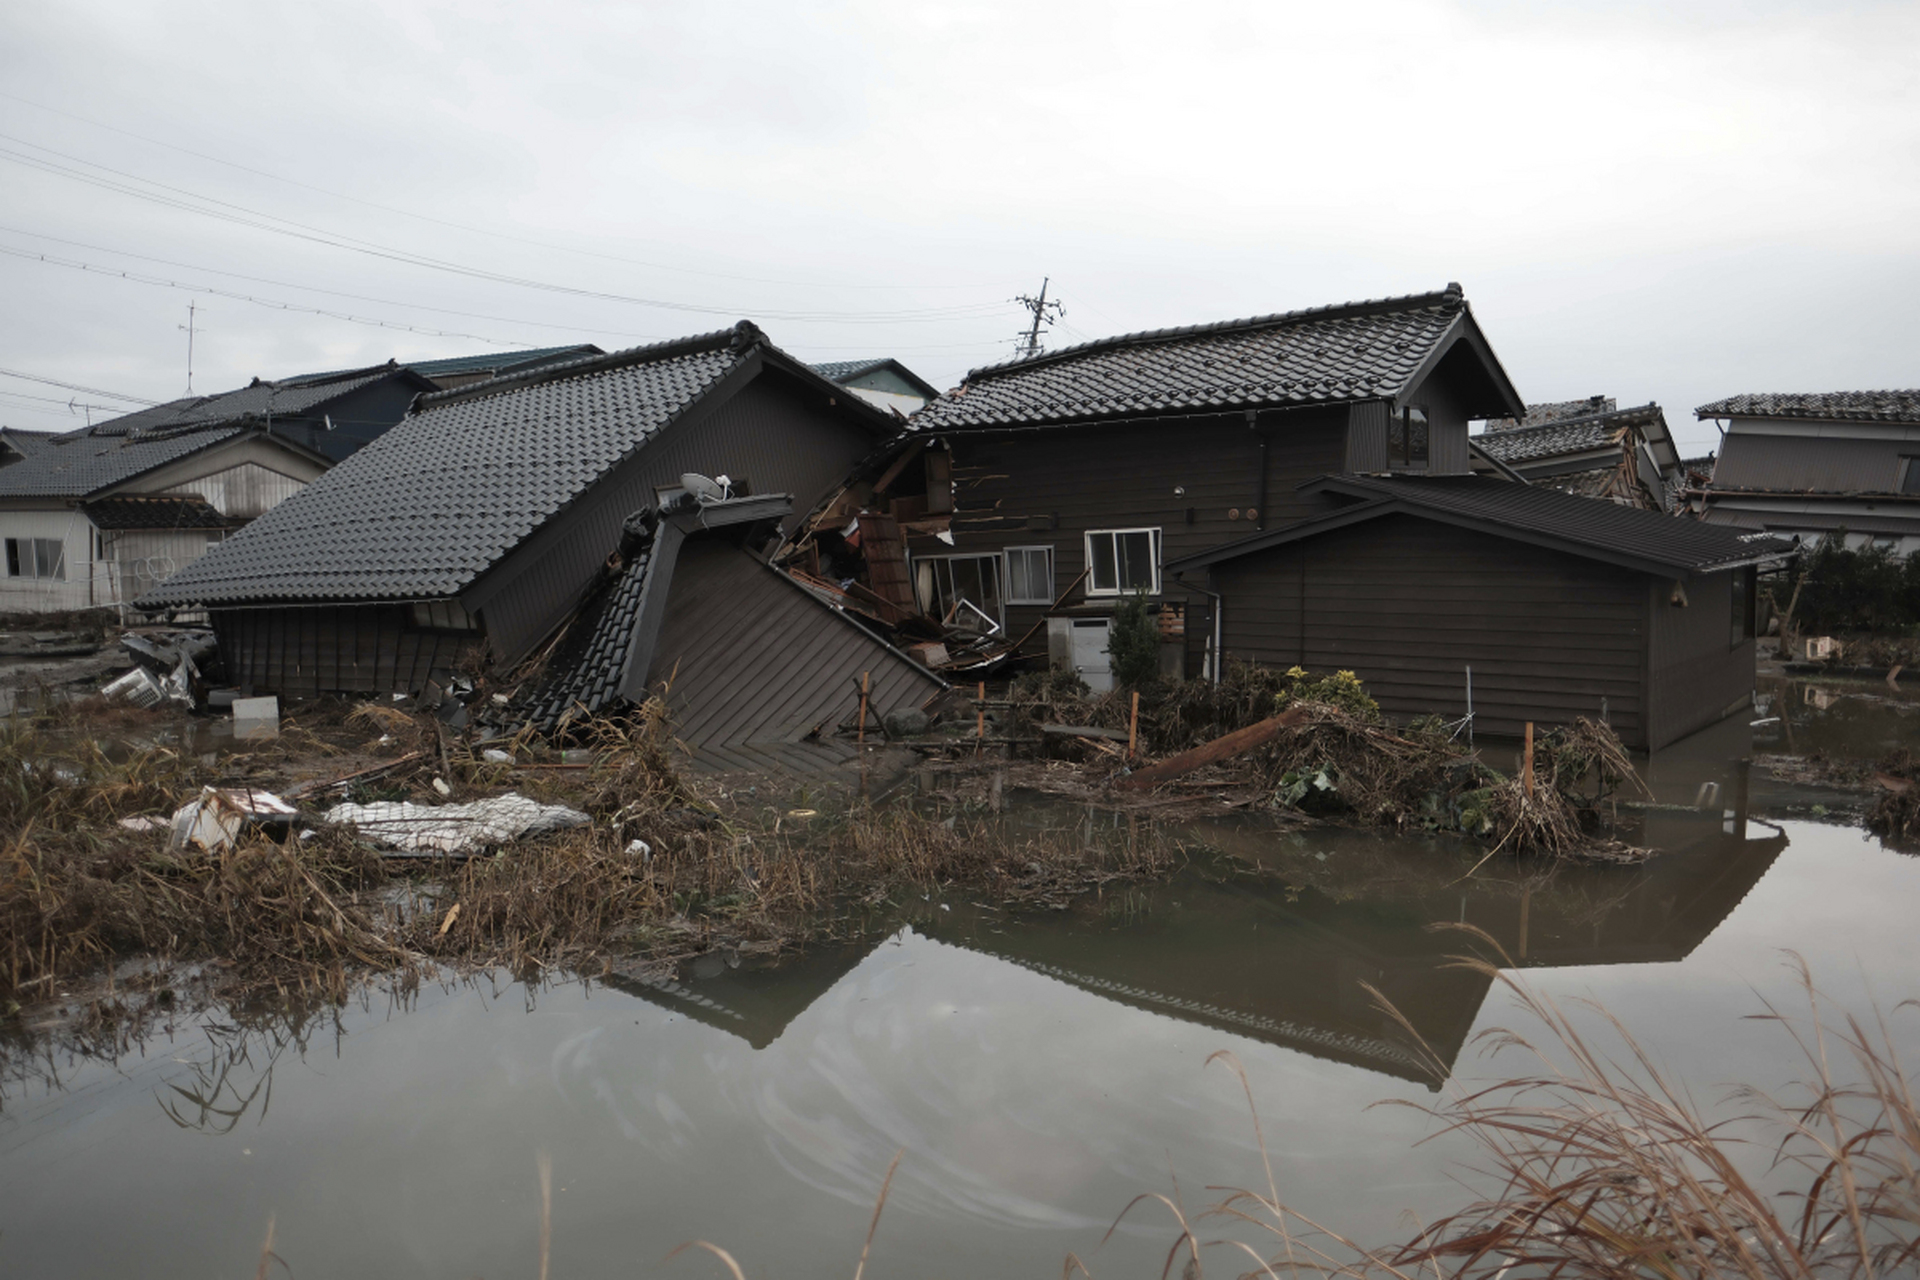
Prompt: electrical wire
<box><xmin>0</xmin><ymin>225</ymin><xmax>674</xmax><ymax>343</ymax></box>
<box><xmin>0</xmin><ymin>136</ymin><xmax>1011</xmax><ymax>323</ymax></box>
<box><xmin>0</xmin><ymin>365</ymin><xmax>159</xmax><ymax>405</ymax></box>
<box><xmin>0</xmin><ymin>90</ymin><xmax>995</xmax><ymax>293</ymax></box>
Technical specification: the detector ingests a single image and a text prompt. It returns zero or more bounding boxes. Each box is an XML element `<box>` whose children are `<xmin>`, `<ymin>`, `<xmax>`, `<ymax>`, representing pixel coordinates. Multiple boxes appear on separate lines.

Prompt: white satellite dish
<box><xmin>679</xmin><ymin>472</ymin><xmax>728</xmax><ymax>504</ymax></box>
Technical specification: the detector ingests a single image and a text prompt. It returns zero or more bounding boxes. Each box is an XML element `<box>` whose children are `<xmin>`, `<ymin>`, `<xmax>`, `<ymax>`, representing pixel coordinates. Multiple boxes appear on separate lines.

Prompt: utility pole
<box><xmin>1011</xmin><ymin>277</ymin><xmax>1063</xmax><ymax>360</ymax></box>
<box><xmin>178</xmin><ymin>301</ymin><xmax>203</xmax><ymax>394</ymax></box>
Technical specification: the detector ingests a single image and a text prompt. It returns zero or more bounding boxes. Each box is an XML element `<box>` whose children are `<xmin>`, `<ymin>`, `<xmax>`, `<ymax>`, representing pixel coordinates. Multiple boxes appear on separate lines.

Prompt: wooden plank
<box><xmin>856</xmin><ymin>513</ymin><xmax>916</xmax><ymax>612</ymax></box>
<box><xmin>1117</xmin><ymin>706</ymin><xmax>1310</xmax><ymax>790</ymax></box>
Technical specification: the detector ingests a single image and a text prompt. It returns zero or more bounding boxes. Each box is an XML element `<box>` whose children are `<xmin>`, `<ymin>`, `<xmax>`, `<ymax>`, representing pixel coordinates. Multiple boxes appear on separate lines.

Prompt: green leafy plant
<box><xmin>1105</xmin><ymin>589</ymin><xmax>1162</xmax><ymax>690</ymax></box>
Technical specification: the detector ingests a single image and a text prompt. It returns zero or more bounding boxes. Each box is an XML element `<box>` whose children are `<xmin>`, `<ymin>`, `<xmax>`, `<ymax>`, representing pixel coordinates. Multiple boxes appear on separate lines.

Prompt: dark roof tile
<box><xmin>1696</xmin><ymin>391</ymin><xmax>1920</xmax><ymax>423</ymax></box>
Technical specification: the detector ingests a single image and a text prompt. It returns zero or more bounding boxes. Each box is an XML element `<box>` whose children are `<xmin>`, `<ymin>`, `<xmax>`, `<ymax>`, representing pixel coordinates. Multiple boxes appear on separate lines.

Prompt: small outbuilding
<box><xmin>1165</xmin><ymin>474</ymin><xmax>1793</xmax><ymax>750</ymax></box>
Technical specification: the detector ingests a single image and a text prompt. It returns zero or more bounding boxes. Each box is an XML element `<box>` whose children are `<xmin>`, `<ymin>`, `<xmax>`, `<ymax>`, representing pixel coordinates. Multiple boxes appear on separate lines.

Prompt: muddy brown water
<box><xmin>3</xmin><ymin>693</ymin><xmax>1919</xmax><ymax>1277</ymax></box>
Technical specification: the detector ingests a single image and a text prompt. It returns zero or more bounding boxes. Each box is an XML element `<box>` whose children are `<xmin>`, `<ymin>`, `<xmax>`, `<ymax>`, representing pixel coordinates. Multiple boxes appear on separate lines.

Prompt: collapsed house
<box><xmin>138</xmin><ymin>323</ymin><xmax>944</xmax><ymax>757</ymax></box>
<box><xmin>1470</xmin><ymin>397</ymin><xmax>1685</xmax><ymax>510</ymax></box>
<box><xmin>1692</xmin><ymin>391</ymin><xmax>1920</xmax><ymax>554</ymax></box>
<box><xmin>0</xmin><ymin>366</ymin><xmax>426</xmax><ymax>612</ymax></box>
<box><xmin>1163</xmin><ymin>476</ymin><xmax>1792</xmax><ymax>750</ymax></box>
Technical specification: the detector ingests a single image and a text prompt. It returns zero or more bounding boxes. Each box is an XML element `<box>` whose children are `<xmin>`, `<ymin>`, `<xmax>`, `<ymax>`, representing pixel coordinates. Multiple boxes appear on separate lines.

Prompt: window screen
<box><xmin>1004</xmin><ymin>546</ymin><xmax>1054</xmax><ymax>604</ymax></box>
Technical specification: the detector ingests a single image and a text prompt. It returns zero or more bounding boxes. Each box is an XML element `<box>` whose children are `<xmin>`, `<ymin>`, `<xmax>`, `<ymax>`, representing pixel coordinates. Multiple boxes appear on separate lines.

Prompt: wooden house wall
<box><xmin>1344</xmin><ymin>402</ymin><xmax>1390</xmax><ymax>473</ymax></box>
<box><xmin>470</xmin><ymin>370</ymin><xmax>883</xmax><ymax>666</ymax></box>
<box><xmin>1207</xmin><ymin>515</ymin><xmax>1651</xmax><ymax>746</ymax></box>
<box><xmin>922</xmin><ymin>410</ymin><xmax>1350</xmax><ymax>659</ymax></box>
<box><xmin>212</xmin><ymin>605</ymin><xmax>481</xmax><ymax>698</ymax></box>
<box><xmin>1645</xmin><ymin>568</ymin><xmax>1755</xmax><ymax>750</ymax></box>
<box><xmin>645</xmin><ymin>538</ymin><xmax>944</xmax><ymax>751</ymax></box>
<box><xmin>1414</xmin><ymin>368</ymin><xmax>1472</xmax><ymax>475</ymax></box>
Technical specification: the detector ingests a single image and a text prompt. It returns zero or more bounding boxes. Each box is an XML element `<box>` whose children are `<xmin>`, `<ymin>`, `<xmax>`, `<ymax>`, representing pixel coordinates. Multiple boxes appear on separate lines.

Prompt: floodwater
<box><xmin>4</xmin><ymin>697</ymin><xmax>1920</xmax><ymax>1277</ymax></box>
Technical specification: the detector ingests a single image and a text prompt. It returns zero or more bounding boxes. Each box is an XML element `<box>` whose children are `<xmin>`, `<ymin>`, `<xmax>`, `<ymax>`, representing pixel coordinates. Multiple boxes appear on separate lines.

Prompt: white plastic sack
<box><xmin>323</xmin><ymin>791</ymin><xmax>589</xmax><ymax>855</ymax></box>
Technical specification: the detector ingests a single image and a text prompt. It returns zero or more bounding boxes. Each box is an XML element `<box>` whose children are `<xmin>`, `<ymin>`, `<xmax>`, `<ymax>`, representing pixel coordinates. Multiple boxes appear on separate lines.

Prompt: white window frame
<box><xmin>1083</xmin><ymin>527</ymin><xmax>1161</xmax><ymax>597</ymax></box>
<box><xmin>1003</xmin><ymin>545</ymin><xmax>1055</xmax><ymax>605</ymax></box>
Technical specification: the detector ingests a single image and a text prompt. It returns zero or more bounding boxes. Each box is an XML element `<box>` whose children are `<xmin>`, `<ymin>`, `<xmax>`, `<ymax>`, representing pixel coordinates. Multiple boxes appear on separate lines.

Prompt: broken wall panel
<box><xmin>645</xmin><ymin>538</ymin><xmax>944</xmax><ymax>750</ymax></box>
<box><xmin>212</xmin><ymin>605</ymin><xmax>480</xmax><ymax>698</ymax></box>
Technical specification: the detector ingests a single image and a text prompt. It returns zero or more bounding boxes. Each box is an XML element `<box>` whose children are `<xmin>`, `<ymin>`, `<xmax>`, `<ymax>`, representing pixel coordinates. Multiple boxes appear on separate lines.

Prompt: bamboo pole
<box><xmin>1128</xmin><ymin>690</ymin><xmax>1140</xmax><ymax>760</ymax></box>
<box><xmin>1523</xmin><ymin>721</ymin><xmax>1535</xmax><ymax>800</ymax></box>
<box><xmin>858</xmin><ymin>671</ymin><xmax>870</xmax><ymax>746</ymax></box>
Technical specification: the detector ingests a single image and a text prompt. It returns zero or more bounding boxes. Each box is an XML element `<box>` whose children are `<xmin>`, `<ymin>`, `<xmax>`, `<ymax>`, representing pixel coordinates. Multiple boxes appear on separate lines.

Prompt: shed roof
<box><xmin>285</xmin><ymin>345</ymin><xmax>604</xmax><ymax>386</ymax></box>
<box><xmin>1696</xmin><ymin>391</ymin><xmax>1920</xmax><ymax>423</ymax></box>
<box><xmin>79</xmin><ymin>365</ymin><xmax>425</xmax><ymax>439</ymax></box>
<box><xmin>1167</xmin><ymin>474</ymin><xmax>1793</xmax><ymax>578</ymax></box>
<box><xmin>139</xmin><ymin>322</ymin><xmax>897</xmax><ymax>607</ymax></box>
<box><xmin>910</xmin><ymin>285</ymin><xmax>1524</xmax><ymax>432</ymax></box>
<box><xmin>84</xmin><ymin>494</ymin><xmax>231</xmax><ymax>530</ymax></box>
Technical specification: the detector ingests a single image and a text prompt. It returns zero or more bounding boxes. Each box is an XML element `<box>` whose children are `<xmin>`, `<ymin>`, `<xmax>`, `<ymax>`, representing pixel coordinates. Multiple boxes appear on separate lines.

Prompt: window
<box><xmin>913</xmin><ymin>554</ymin><xmax>1004</xmax><ymax>633</ymax></box>
<box><xmin>410</xmin><ymin>600</ymin><xmax>478</xmax><ymax>632</ymax></box>
<box><xmin>1730</xmin><ymin>567</ymin><xmax>1754</xmax><ymax>648</ymax></box>
<box><xmin>4</xmin><ymin>537</ymin><xmax>65</xmax><ymax>581</ymax></box>
<box><xmin>1004</xmin><ymin>546</ymin><xmax>1055</xmax><ymax>604</ymax></box>
<box><xmin>1901</xmin><ymin>457</ymin><xmax>1920</xmax><ymax>495</ymax></box>
<box><xmin>1085</xmin><ymin>528</ymin><xmax>1160</xmax><ymax>596</ymax></box>
<box><xmin>1388</xmin><ymin>405</ymin><xmax>1429</xmax><ymax>468</ymax></box>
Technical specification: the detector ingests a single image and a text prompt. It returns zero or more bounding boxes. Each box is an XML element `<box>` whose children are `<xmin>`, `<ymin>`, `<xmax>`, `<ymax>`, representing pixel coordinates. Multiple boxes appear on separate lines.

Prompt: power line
<box><xmin>0</xmin><ymin>136</ymin><xmax>1011</xmax><ymax>324</ymax></box>
<box><xmin>0</xmin><ymin>244</ymin><xmax>532</xmax><ymax>347</ymax></box>
<box><xmin>0</xmin><ymin>89</ymin><xmax>994</xmax><ymax>294</ymax></box>
<box><xmin>0</xmin><ymin>365</ymin><xmax>160</xmax><ymax>405</ymax></box>
<box><xmin>0</xmin><ymin>224</ymin><xmax>667</xmax><ymax>342</ymax></box>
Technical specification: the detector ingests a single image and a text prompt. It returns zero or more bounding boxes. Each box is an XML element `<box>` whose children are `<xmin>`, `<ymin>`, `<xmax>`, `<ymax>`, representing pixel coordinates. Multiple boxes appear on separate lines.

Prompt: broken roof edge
<box><xmin>1165</xmin><ymin>474</ymin><xmax>1793</xmax><ymax>578</ymax></box>
<box><xmin>955</xmin><ymin>284</ymin><xmax>1468</xmax><ymax>384</ymax></box>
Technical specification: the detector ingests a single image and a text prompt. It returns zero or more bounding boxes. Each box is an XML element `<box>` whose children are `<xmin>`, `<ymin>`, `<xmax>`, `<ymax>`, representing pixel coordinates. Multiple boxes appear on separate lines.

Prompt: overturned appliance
<box><xmin>504</xmin><ymin>490</ymin><xmax>946</xmax><ymax>756</ymax></box>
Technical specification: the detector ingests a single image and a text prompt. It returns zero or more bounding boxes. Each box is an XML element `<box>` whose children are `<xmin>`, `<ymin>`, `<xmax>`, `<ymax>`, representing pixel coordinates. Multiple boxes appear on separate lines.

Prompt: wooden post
<box><xmin>858</xmin><ymin>671</ymin><xmax>870</xmax><ymax>746</ymax></box>
<box><xmin>975</xmin><ymin>682</ymin><xmax>986</xmax><ymax>756</ymax></box>
<box><xmin>1522</xmin><ymin>721</ymin><xmax>1535</xmax><ymax>800</ymax></box>
<box><xmin>1128</xmin><ymin>690</ymin><xmax>1140</xmax><ymax>760</ymax></box>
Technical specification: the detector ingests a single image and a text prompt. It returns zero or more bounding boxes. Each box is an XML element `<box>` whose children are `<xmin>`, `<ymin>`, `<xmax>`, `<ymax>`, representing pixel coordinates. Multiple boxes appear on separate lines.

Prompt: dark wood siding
<box><xmin>1345</xmin><ymin>401</ymin><xmax>1389</xmax><ymax>472</ymax></box>
<box><xmin>1646</xmin><ymin>568</ymin><xmax>1755</xmax><ymax>749</ymax></box>
<box><xmin>212</xmin><ymin>605</ymin><xmax>480</xmax><ymax>698</ymax></box>
<box><xmin>469</xmin><ymin>369</ymin><xmax>884</xmax><ymax>665</ymax></box>
<box><xmin>1207</xmin><ymin>515</ymin><xmax>1651</xmax><ymax>746</ymax></box>
<box><xmin>916</xmin><ymin>410</ymin><xmax>1349</xmax><ymax>663</ymax></box>
<box><xmin>644</xmin><ymin>539</ymin><xmax>944</xmax><ymax>751</ymax></box>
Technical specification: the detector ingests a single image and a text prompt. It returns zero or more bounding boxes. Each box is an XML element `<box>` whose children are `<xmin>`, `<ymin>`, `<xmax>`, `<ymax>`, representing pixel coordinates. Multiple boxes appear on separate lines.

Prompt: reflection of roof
<box><xmin>600</xmin><ymin>941</ymin><xmax>878</xmax><ymax>1049</ymax></box>
<box><xmin>912</xmin><ymin>285</ymin><xmax>1523</xmax><ymax>430</ymax></box>
<box><xmin>84</xmin><ymin>494</ymin><xmax>231</xmax><ymax>529</ymax></box>
<box><xmin>1170</xmin><ymin>473</ymin><xmax>1795</xmax><ymax>576</ymax></box>
<box><xmin>1697</xmin><ymin>391</ymin><xmax>1920</xmax><ymax>423</ymax></box>
<box><xmin>142</xmin><ymin>323</ymin><xmax>894</xmax><ymax>607</ymax></box>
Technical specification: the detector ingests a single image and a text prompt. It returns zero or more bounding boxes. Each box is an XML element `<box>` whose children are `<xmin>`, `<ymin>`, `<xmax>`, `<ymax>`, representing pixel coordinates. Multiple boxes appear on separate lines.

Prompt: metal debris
<box><xmin>323</xmin><ymin>792</ymin><xmax>590</xmax><ymax>856</ymax></box>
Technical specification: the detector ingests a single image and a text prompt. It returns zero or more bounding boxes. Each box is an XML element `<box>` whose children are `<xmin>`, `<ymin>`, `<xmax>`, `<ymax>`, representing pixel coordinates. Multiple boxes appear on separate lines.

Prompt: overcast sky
<box><xmin>2</xmin><ymin>0</ymin><xmax>1915</xmax><ymax>454</ymax></box>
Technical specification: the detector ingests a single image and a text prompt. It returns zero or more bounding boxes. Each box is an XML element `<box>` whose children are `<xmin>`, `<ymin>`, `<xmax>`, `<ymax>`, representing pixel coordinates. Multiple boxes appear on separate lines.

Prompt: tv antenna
<box><xmin>178</xmin><ymin>301</ymin><xmax>204</xmax><ymax>394</ymax></box>
<box><xmin>1011</xmin><ymin>278</ymin><xmax>1063</xmax><ymax>360</ymax></box>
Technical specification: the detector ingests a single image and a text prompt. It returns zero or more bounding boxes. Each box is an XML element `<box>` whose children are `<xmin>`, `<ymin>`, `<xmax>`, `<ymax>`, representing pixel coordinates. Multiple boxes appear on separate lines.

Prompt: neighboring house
<box><xmin>903</xmin><ymin>284</ymin><xmax>1528</xmax><ymax>687</ymax></box>
<box><xmin>1163</xmin><ymin>475</ymin><xmax>1791</xmax><ymax>750</ymax></box>
<box><xmin>140</xmin><ymin>323</ymin><xmax>911</xmax><ymax>750</ymax></box>
<box><xmin>1693</xmin><ymin>391</ymin><xmax>1920</xmax><ymax>554</ymax></box>
<box><xmin>1471</xmin><ymin>399</ymin><xmax>1684</xmax><ymax>510</ymax></box>
<box><xmin>285</xmin><ymin>344</ymin><xmax>604</xmax><ymax>396</ymax></box>
<box><xmin>0</xmin><ymin>406</ymin><xmax>338</xmax><ymax>614</ymax></box>
<box><xmin>810</xmin><ymin>358</ymin><xmax>941</xmax><ymax>417</ymax></box>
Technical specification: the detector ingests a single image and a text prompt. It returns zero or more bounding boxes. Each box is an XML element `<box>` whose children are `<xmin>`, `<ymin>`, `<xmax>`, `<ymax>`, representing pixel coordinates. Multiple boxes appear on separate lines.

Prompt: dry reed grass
<box><xmin>1091</xmin><ymin>946</ymin><xmax>1919</xmax><ymax>1279</ymax></box>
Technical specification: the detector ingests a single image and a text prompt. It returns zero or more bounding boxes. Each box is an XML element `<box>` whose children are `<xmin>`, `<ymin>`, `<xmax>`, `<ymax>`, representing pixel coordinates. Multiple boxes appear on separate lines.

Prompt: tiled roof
<box><xmin>1</xmin><ymin>428</ymin><xmax>56</xmax><ymax>457</ymax></box>
<box><xmin>1170</xmin><ymin>474</ymin><xmax>1793</xmax><ymax>577</ymax></box>
<box><xmin>1482</xmin><ymin>396</ymin><xmax>1614</xmax><ymax>432</ymax></box>
<box><xmin>84</xmin><ymin>494</ymin><xmax>231</xmax><ymax>530</ymax></box>
<box><xmin>138</xmin><ymin>325</ymin><xmax>772</xmax><ymax>606</ymax></box>
<box><xmin>518</xmin><ymin>531</ymin><xmax>656</xmax><ymax>732</ymax></box>
<box><xmin>1696</xmin><ymin>391</ymin><xmax>1920</xmax><ymax>423</ymax></box>
<box><xmin>0</xmin><ymin>423</ymin><xmax>250</xmax><ymax>499</ymax></box>
<box><xmin>912</xmin><ymin>286</ymin><xmax>1508</xmax><ymax>431</ymax></box>
<box><xmin>286</xmin><ymin>346</ymin><xmax>604</xmax><ymax>385</ymax></box>
<box><xmin>810</xmin><ymin>359</ymin><xmax>890</xmax><ymax>381</ymax></box>
<box><xmin>82</xmin><ymin>367</ymin><xmax>406</xmax><ymax>438</ymax></box>
<box><xmin>1473</xmin><ymin>403</ymin><xmax>1662</xmax><ymax>465</ymax></box>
